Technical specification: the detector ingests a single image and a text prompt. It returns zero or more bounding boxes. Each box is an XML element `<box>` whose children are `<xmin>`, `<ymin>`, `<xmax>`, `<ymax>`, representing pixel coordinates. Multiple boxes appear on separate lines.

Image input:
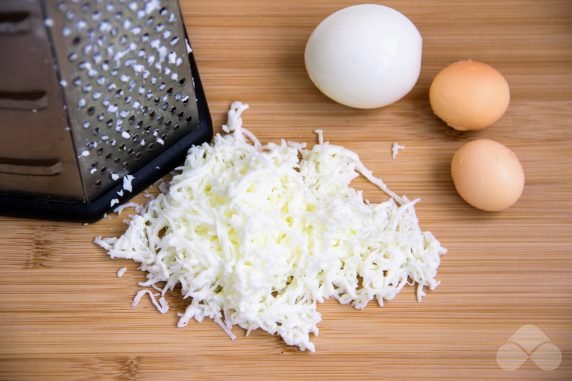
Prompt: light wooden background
<box><xmin>1</xmin><ymin>0</ymin><xmax>571</xmax><ymax>380</ymax></box>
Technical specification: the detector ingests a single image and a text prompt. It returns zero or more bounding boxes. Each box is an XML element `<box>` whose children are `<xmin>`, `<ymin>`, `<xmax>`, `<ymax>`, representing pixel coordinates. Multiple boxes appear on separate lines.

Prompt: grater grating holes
<box><xmin>54</xmin><ymin>0</ymin><xmax>200</xmax><ymax>194</ymax></box>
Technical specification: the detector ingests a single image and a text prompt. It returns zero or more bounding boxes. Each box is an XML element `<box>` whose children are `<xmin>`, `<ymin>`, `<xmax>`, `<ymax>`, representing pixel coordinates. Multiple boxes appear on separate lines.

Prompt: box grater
<box><xmin>0</xmin><ymin>0</ymin><xmax>212</xmax><ymax>221</ymax></box>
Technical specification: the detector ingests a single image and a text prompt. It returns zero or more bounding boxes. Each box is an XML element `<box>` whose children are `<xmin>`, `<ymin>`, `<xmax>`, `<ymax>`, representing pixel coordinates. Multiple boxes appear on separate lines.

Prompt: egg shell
<box><xmin>451</xmin><ymin>139</ymin><xmax>525</xmax><ymax>212</ymax></box>
<box><xmin>430</xmin><ymin>60</ymin><xmax>510</xmax><ymax>131</ymax></box>
<box><xmin>304</xmin><ymin>4</ymin><xmax>422</xmax><ymax>109</ymax></box>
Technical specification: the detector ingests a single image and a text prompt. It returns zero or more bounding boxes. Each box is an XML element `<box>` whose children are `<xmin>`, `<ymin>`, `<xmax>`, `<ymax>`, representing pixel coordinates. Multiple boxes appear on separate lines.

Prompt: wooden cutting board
<box><xmin>1</xmin><ymin>0</ymin><xmax>571</xmax><ymax>380</ymax></box>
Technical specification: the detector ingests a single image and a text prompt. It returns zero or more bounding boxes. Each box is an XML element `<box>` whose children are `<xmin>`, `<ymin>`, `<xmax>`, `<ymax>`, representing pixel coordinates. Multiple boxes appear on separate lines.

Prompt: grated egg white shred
<box><xmin>95</xmin><ymin>101</ymin><xmax>446</xmax><ymax>352</ymax></box>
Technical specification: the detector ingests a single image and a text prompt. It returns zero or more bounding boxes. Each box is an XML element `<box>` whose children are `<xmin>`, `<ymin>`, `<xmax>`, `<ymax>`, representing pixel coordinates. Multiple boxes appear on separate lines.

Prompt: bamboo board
<box><xmin>1</xmin><ymin>0</ymin><xmax>571</xmax><ymax>379</ymax></box>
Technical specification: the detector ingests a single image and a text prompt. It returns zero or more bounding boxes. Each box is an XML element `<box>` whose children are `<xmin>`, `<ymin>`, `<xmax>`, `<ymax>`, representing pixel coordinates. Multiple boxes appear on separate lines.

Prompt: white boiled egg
<box><xmin>305</xmin><ymin>4</ymin><xmax>422</xmax><ymax>109</ymax></box>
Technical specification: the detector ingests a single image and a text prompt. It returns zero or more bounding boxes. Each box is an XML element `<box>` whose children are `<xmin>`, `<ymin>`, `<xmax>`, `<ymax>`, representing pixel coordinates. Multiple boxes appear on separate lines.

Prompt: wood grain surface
<box><xmin>1</xmin><ymin>0</ymin><xmax>572</xmax><ymax>380</ymax></box>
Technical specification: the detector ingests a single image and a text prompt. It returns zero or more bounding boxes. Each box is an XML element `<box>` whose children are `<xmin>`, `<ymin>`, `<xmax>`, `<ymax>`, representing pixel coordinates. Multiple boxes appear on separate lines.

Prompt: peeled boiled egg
<box><xmin>430</xmin><ymin>60</ymin><xmax>510</xmax><ymax>131</ymax></box>
<box><xmin>304</xmin><ymin>4</ymin><xmax>422</xmax><ymax>109</ymax></box>
<box><xmin>451</xmin><ymin>139</ymin><xmax>525</xmax><ymax>212</ymax></box>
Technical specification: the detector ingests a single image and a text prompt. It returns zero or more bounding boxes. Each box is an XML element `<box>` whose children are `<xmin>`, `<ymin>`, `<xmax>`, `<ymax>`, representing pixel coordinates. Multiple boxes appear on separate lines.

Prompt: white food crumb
<box><xmin>117</xmin><ymin>267</ymin><xmax>127</xmax><ymax>278</ymax></box>
<box><xmin>121</xmin><ymin>131</ymin><xmax>131</xmax><ymax>139</ymax></box>
<box><xmin>110</xmin><ymin>198</ymin><xmax>119</xmax><ymax>207</ymax></box>
<box><xmin>44</xmin><ymin>18</ymin><xmax>54</xmax><ymax>27</ymax></box>
<box><xmin>111</xmin><ymin>173</ymin><xmax>120</xmax><ymax>181</ymax></box>
<box><xmin>168</xmin><ymin>52</ymin><xmax>177</xmax><ymax>64</ymax></box>
<box><xmin>314</xmin><ymin>129</ymin><xmax>324</xmax><ymax>145</ymax></box>
<box><xmin>145</xmin><ymin>0</ymin><xmax>161</xmax><ymax>15</ymax></box>
<box><xmin>113</xmin><ymin>202</ymin><xmax>140</xmax><ymax>215</ymax></box>
<box><xmin>123</xmin><ymin>175</ymin><xmax>135</xmax><ymax>193</ymax></box>
<box><xmin>80</xmin><ymin>150</ymin><xmax>90</xmax><ymax>157</ymax></box>
<box><xmin>392</xmin><ymin>142</ymin><xmax>406</xmax><ymax>160</ymax></box>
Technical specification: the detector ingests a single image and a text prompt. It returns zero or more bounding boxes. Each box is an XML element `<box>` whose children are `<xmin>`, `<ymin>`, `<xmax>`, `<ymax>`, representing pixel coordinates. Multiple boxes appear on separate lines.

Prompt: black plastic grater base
<box><xmin>0</xmin><ymin>50</ymin><xmax>212</xmax><ymax>223</ymax></box>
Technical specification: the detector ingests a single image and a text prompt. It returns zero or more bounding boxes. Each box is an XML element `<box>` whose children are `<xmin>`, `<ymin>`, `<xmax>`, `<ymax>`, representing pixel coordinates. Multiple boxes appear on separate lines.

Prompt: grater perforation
<box><xmin>50</xmin><ymin>0</ymin><xmax>201</xmax><ymax>198</ymax></box>
<box><xmin>0</xmin><ymin>0</ymin><xmax>212</xmax><ymax>221</ymax></box>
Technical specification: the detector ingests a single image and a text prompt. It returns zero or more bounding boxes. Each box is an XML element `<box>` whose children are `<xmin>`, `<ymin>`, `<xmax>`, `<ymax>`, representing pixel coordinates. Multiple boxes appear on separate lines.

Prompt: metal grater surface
<box><xmin>45</xmin><ymin>0</ymin><xmax>200</xmax><ymax>201</ymax></box>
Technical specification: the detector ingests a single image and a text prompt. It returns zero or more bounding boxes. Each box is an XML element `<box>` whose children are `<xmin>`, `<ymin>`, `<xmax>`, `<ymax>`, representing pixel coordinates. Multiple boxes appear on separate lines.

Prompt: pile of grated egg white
<box><xmin>95</xmin><ymin>102</ymin><xmax>446</xmax><ymax>352</ymax></box>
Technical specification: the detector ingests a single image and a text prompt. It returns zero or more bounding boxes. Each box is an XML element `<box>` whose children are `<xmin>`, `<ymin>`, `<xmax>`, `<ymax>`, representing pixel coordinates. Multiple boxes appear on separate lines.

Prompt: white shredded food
<box><xmin>95</xmin><ymin>101</ymin><xmax>446</xmax><ymax>352</ymax></box>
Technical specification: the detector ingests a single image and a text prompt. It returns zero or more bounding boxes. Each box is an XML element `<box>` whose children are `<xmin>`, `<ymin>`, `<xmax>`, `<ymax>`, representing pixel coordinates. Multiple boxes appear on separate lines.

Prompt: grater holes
<box><xmin>135</xmin><ymin>152</ymin><xmax>142</xmax><ymax>159</ymax></box>
<box><xmin>95</xmin><ymin>180</ymin><xmax>102</xmax><ymax>187</ymax></box>
<box><xmin>58</xmin><ymin>0</ymin><xmax>197</xmax><ymax>192</ymax></box>
<box><xmin>87</xmin><ymin>107</ymin><xmax>96</xmax><ymax>116</ymax></box>
<box><xmin>72</xmin><ymin>36</ymin><xmax>81</xmax><ymax>46</ymax></box>
<box><xmin>100</xmin><ymin>166</ymin><xmax>107</xmax><ymax>174</ymax></box>
<box><xmin>68</xmin><ymin>52</ymin><xmax>78</xmax><ymax>62</ymax></box>
<box><xmin>96</xmin><ymin>147</ymin><xmax>104</xmax><ymax>156</ymax></box>
<box><xmin>127</xmin><ymin>147</ymin><xmax>134</xmax><ymax>156</ymax></box>
<box><xmin>186</xmin><ymin>115</ymin><xmax>192</xmax><ymax>122</ymax></box>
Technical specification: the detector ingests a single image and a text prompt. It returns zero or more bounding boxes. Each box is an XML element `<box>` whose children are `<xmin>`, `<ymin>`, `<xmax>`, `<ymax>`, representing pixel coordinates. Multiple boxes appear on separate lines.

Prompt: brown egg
<box><xmin>430</xmin><ymin>60</ymin><xmax>510</xmax><ymax>131</ymax></box>
<box><xmin>451</xmin><ymin>139</ymin><xmax>525</xmax><ymax>212</ymax></box>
